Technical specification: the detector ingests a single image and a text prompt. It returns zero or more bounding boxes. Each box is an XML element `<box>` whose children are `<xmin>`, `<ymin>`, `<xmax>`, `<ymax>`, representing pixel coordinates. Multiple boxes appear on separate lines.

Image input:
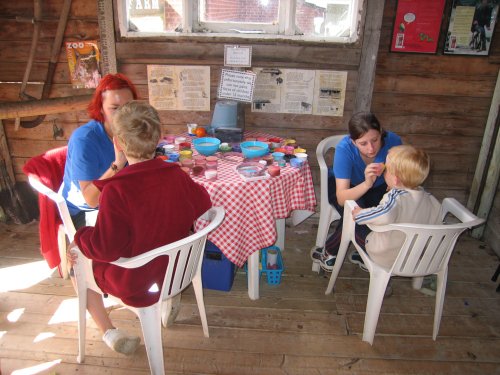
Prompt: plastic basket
<box><xmin>261</xmin><ymin>246</ymin><xmax>284</xmax><ymax>285</ymax></box>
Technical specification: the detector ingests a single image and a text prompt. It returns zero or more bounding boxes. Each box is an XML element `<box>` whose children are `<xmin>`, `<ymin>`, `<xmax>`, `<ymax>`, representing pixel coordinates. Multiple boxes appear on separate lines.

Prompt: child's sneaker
<box><xmin>310</xmin><ymin>247</ymin><xmax>325</xmax><ymax>262</ymax></box>
<box><xmin>419</xmin><ymin>275</ymin><xmax>437</xmax><ymax>296</ymax></box>
<box><xmin>103</xmin><ymin>328</ymin><xmax>140</xmax><ymax>355</ymax></box>
<box><xmin>319</xmin><ymin>253</ymin><xmax>337</xmax><ymax>272</ymax></box>
<box><xmin>349</xmin><ymin>251</ymin><xmax>368</xmax><ymax>272</ymax></box>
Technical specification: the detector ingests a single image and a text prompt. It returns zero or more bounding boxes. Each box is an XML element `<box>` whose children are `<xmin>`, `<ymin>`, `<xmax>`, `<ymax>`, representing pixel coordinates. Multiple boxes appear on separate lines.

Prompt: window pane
<box><xmin>200</xmin><ymin>0</ymin><xmax>279</xmax><ymax>24</ymax></box>
<box><xmin>128</xmin><ymin>0</ymin><xmax>183</xmax><ymax>32</ymax></box>
<box><xmin>296</xmin><ymin>0</ymin><xmax>351</xmax><ymax>38</ymax></box>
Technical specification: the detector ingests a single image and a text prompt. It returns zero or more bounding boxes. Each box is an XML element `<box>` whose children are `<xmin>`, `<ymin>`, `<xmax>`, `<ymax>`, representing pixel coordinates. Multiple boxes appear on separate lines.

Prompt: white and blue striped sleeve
<box><xmin>354</xmin><ymin>189</ymin><xmax>407</xmax><ymax>225</ymax></box>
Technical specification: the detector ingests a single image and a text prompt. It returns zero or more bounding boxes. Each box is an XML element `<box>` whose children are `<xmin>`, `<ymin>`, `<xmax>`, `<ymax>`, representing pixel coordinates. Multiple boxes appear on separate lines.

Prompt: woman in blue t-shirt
<box><xmin>313</xmin><ymin>112</ymin><xmax>402</xmax><ymax>271</ymax></box>
<box><xmin>60</xmin><ymin>73</ymin><xmax>138</xmax><ymax>229</ymax></box>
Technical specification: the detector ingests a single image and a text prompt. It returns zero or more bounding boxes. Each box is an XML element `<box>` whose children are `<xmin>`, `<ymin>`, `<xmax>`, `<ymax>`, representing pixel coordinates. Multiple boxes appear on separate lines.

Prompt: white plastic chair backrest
<box><xmin>316</xmin><ymin>135</ymin><xmax>346</xmax><ymax>213</ymax></box>
<box><xmin>110</xmin><ymin>206</ymin><xmax>225</xmax><ymax>300</ymax></box>
<box><xmin>365</xmin><ymin>197</ymin><xmax>485</xmax><ymax>277</ymax></box>
<box><xmin>27</xmin><ymin>175</ymin><xmax>76</xmax><ymax>243</ymax></box>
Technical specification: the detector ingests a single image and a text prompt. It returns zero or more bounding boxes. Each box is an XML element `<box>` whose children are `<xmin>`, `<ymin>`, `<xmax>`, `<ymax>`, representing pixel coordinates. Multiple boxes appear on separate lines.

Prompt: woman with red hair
<box><xmin>60</xmin><ymin>73</ymin><xmax>138</xmax><ymax>228</ymax></box>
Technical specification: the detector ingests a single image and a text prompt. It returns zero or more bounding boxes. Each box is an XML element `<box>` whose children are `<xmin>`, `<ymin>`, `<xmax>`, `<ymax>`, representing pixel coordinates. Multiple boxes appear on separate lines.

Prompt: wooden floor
<box><xmin>1</xmin><ymin>218</ymin><xmax>499</xmax><ymax>374</ymax></box>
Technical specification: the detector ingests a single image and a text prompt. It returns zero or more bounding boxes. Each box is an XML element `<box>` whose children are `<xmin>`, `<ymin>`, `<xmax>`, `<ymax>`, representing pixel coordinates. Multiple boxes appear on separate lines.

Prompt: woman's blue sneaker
<box><xmin>349</xmin><ymin>251</ymin><xmax>368</xmax><ymax>272</ymax></box>
<box><xmin>319</xmin><ymin>253</ymin><xmax>337</xmax><ymax>272</ymax></box>
<box><xmin>310</xmin><ymin>247</ymin><xmax>324</xmax><ymax>262</ymax></box>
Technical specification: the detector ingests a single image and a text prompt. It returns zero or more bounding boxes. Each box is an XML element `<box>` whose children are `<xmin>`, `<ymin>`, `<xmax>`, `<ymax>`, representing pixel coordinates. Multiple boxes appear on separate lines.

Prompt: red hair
<box><xmin>87</xmin><ymin>73</ymin><xmax>138</xmax><ymax>123</ymax></box>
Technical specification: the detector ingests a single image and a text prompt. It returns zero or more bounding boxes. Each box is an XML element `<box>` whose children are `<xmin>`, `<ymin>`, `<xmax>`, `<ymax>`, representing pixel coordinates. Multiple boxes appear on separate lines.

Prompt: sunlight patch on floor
<box><xmin>7</xmin><ymin>308</ymin><xmax>25</xmax><ymax>322</ymax></box>
<box><xmin>0</xmin><ymin>261</ymin><xmax>53</xmax><ymax>292</ymax></box>
<box><xmin>11</xmin><ymin>359</ymin><xmax>62</xmax><ymax>375</ymax></box>
<box><xmin>33</xmin><ymin>331</ymin><xmax>56</xmax><ymax>343</ymax></box>
<box><xmin>48</xmin><ymin>297</ymin><xmax>80</xmax><ymax>324</ymax></box>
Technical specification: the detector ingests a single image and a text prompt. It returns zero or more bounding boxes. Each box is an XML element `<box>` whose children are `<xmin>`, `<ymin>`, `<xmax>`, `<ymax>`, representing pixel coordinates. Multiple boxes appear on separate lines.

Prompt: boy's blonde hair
<box><xmin>113</xmin><ymin>101</ymin><xmax>161</xmax><ymax>160</ymax></box>
<box><xmin>386</xmin><ymin>145</ymin><xmax>430</xmax><ymax>189</ymax></box>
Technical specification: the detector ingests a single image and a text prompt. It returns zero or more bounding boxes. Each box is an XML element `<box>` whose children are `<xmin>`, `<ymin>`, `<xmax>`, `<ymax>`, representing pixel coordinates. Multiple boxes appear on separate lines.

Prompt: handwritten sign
<box><xmin>224</xmin><ymin>45</ymin><xmax>252</xmax><ymax>67</ymax></box>
<box><xmin>218</xmin><ymin>69</ymin><xmax>256</xmax><ymax>102</ymax></box>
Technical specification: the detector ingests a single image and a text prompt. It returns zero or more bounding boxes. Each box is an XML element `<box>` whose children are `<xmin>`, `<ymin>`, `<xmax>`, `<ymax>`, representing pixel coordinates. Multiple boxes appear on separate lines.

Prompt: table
<box><xmin>190</xmin><ymin>133</ymin><xmax>316</xmax><ymax>299</ymax></box>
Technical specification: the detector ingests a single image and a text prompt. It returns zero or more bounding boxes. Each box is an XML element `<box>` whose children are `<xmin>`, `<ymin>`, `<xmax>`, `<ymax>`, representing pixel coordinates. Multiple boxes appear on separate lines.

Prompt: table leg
<box><xmin>275</xmin><ymin>218</ymin><xmax>285</xmax><ymax>251</ymax></box>
<box><xmin>275</xmin><ymin>211</ymin><xmax>314</xmax><ymax>252</ymax></box>
<box><xmin>247</xmin><ymin>251</ymin><xmax>260</xmax><ymax>300</ymax></box>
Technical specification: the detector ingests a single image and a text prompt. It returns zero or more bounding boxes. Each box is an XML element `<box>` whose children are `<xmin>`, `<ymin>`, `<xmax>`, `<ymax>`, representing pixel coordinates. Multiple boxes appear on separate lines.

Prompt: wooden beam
<box><xmin>0</xmin><ymin>95</ymin><xmax>91</xmax><ymax>120</ymax></box>
<box><xmin>354</xmin><ymin>0</ymin><xmax>385</xmax><ymax>113</ymax></box>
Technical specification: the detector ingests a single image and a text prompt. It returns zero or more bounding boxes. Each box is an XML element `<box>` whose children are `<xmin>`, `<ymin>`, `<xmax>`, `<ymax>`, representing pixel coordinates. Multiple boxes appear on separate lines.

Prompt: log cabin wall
<box><xmin>0</xmin><ymin>0</ymin><xmax>499</xmax><ymax>248</ymax></box>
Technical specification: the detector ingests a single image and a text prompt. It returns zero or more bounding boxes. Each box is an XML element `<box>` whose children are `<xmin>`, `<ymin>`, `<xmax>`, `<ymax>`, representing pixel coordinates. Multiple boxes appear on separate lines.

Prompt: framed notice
<box><xmin>224</xmin><ymin>45</ymin><xmax>252</xmax><ymax>67</ymax></box>
<box><xmin>218</xmin><ymin>69</ymin><xmax>256</xmax><ymax>102</ymax></box>
<box><xmin>390</xmin><ymin>0</ymin><xmax>446</xmax><ymax>54</ymax></box>
<box><xmin>444</xmin><ymin>0</ymin><xmax>499</xmax><ymax>56</ymax></box>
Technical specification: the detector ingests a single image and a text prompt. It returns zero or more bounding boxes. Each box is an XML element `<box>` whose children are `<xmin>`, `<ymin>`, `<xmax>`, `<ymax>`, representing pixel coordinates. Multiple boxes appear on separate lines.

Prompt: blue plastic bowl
<box><xmin>193</xmin><ymin>137</ymin><xmax>221</xmax><ymax>156</ymax></box>
<box><xmin>240</xmin><ymin>141</ymin><xmax>269</xmax><ymax>159</ymax></box>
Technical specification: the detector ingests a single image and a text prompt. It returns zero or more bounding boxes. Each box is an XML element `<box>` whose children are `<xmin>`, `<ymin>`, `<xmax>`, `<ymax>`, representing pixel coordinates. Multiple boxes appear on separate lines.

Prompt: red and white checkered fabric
<box><xmin>188</xmin><ymin>132</ymin><xmax>316</xmax><ymax>267</ymax></box>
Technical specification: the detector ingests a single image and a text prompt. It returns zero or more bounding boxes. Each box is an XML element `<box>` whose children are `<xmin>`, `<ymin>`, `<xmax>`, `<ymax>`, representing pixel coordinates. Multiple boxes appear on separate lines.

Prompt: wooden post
<box><xmin>354</xmin><ymin>0</ymin><xmax>385</xmax><ymax>113</ymax></box>
<box><xmin>0</xmin><ymin>120</ymin><xmax>15</xmax><ymax>184</ymax></box>
<box><xmin>97</xmin><ymin>0</ymin><xmax>117</xmax><ymax>75</ymax></box>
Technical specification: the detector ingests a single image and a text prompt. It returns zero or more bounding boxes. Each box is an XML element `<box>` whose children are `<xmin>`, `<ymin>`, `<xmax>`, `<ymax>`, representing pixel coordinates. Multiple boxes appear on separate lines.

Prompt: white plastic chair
<box><xmin>72</xmin><ymin>206</ymin><xmax>225</xmax><ymax>375</ymax></box>
<box><xmin>326</xmin><ymin>198</ymin><xmax>484</xmax><ymax>345</ymax></box>
<box><xmin>312</xmin><ymin>134</ymin><xmax>346</xmax><ymax>272</ymax></box>
<box><xmin>28</xmin><ymin>175</ymin><xmax>76</xmax><ymax>279</ymax></box>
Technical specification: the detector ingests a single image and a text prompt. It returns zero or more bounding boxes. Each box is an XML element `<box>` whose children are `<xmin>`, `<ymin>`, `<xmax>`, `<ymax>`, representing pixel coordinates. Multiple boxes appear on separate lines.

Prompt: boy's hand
<box><xmin>352</xmin><ymin>206</ymin><xmax>362</xmax><ymax>218</ymax></box>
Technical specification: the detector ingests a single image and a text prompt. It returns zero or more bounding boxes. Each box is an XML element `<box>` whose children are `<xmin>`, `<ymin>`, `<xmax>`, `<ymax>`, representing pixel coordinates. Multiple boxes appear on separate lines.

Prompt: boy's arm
<box><xmin>354</xmin><ymin>189</ymin><xmax>404</xmax><ymax>226</ymax></box>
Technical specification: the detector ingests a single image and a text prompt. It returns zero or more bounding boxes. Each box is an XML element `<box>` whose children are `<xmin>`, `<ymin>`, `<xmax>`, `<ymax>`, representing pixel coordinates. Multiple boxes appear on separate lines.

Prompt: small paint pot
<box><xmin>179</xmin><ymin>150</ymin><xmax>193</xmax><ymax>161</ymax></box>
<box><xmin>192</xmin><ymin>165</ymin><xmax>205</xmax><ymax>176</ymax></box>
<box><xmin>168</xmin><ymin>152</ymin><xmax>180</xmax><ymax>162</ymax></box>
<box><xmin>272</xmin><ymin>152</ymin><xmax>285</xmax><ymax>161</ymax></box>
<box><xmin>294</xmin><ymin>147</ymin><xmax>306</xmax><ymax>154</ymax></box>
<box><xmin>179</xmin><ymin>142</ymin><xmax>191</xmax><ymax>151</ymax></box>
<box><xmin>163</xmin><ymin>144</ymin><xmax>175</xmax><ymax>154</ymax></box>
<box><xmin>294</xmin><ymin>152</ymin><xmax>308</xmax><ymax>162</ymax></box>
<box><xmin>194</xmin><ymin>155</ymin><xmax>206</xmax><ymax>166</ymax></box>
<box><xmin>290</xmin><ymin>158</ymin><xmax>304</xmax><ymax>168</ymax></box>
<box><xmin>205</xmin><ymin>169</ymin><xmax>217</xmax><ymax>181</ymax></box>
<box><xmin>180</xmin><ymin>159</ymin><xmax>194</xmax><ymax>169</ymax></box>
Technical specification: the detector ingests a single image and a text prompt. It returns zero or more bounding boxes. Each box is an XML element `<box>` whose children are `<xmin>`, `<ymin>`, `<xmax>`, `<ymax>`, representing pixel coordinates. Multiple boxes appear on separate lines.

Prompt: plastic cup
<box><xmin>267</xmin><ymin>249</ymin><xmax>278</xmax><ymax>267</ymax></box>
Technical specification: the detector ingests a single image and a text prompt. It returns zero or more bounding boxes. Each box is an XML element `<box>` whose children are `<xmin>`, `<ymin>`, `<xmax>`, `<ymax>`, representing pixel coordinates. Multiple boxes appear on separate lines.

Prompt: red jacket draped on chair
<box><xmin>23</xmin><ymin>146</ymin><xmax>67</xmax><ymax>268</ymax></box>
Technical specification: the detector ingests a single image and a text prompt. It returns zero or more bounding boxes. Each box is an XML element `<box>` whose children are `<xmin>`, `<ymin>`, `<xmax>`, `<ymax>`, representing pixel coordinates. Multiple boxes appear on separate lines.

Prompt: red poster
<box><xmin>390</xmin><ymin>0</ymin><xmax>446</xmax><ymax>53</ymax></box>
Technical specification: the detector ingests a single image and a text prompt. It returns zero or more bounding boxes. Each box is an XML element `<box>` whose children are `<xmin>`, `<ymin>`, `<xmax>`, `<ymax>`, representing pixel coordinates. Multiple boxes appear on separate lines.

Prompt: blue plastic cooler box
<box><xmin>201</xmin><ymin>241</ymin><xmax>236</xmax><ymax>291</ymax></box>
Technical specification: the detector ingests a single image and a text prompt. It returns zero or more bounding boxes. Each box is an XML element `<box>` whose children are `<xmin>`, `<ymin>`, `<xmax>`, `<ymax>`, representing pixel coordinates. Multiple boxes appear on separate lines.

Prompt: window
<box><xmin>118</xmin><ymin>0</ymin><xmax>362</xmax><ymax>43</ymax></box>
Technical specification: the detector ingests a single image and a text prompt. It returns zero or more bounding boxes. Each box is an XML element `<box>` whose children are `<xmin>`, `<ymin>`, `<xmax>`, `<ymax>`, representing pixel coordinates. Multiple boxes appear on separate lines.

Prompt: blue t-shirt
<box><xmin>60</xmin><ymin>120</ymin><xmax>115</xmax><ymax>216</ymax></box>
<box><xmin>333</xmin><ymin>131</ymin><xmax>402</xmax><ymax>187</ymax></box>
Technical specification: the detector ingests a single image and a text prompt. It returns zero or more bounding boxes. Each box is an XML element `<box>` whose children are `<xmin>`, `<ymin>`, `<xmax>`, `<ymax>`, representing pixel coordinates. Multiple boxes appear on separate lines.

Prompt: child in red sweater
<box><xmin>67</xmin><ymin>101</ymin><xmax>211</xmax><ymax>355</ymax></box>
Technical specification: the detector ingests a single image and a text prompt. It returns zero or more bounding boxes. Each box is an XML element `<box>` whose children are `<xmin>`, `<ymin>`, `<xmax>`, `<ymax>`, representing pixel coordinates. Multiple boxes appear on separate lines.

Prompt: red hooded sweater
<box><xmin>75</xmin><ymin>158</ymin><xmax>212</xmax><ymax>307</ymax></box>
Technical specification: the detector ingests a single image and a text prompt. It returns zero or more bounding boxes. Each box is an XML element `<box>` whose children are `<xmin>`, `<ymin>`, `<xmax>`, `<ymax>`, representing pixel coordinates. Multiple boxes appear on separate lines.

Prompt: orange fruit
<box><xmin>195</xmin><ymin>127</ymin><xmax>207</xmax><ymax>137</ymax></box>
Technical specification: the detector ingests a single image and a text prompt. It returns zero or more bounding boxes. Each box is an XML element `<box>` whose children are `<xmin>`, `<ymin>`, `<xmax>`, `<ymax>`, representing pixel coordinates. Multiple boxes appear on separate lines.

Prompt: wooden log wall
<box><xmin>374</xmin><ymin>0</ymin><xmax>500</xmax><ymax>203</ymax></box>
<box><xmin>0</xmin><ymin>0</ymin><xmax>499</xmax><ymax>213</ymax></box>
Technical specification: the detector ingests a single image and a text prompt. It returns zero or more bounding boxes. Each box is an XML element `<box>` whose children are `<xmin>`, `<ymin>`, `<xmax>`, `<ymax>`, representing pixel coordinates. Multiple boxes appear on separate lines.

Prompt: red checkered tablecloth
<box><xmin>186</xmin><ymin>133</ymin><xmax>316</xmax><ymax>268</ymax></box>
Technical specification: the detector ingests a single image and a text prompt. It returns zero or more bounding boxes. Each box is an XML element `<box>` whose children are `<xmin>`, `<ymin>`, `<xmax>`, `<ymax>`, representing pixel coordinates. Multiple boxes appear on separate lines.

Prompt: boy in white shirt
<box><xmin>352</xmin><ymin>145</ymin><xmax>441</xmax><ymax>269</ymax></box>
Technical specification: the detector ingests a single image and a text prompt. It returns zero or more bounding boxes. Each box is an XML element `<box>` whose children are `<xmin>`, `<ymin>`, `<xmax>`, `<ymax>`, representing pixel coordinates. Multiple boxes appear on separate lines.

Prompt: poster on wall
<box><xmin>390</xmin><ymin>0</ymin><xmax>446</xmax><ymax>54</ymax></box>
<box><xmin>65</xmin><ymin>41</ymin><xmax>101</xmax><ymax>88</ymax></box>
<box><xmin>444</xmin><ymin>0</ymin><xmax>499</xmax><ymax>55</ymax></box>
<box><xmin>251</xmin><ymin>68</ymin><xmax>347</xmax><ymax>117</ymax></box>
<box><xmin>147</xmin><ymin>65</ymin><xmax>210</xmax><ymax>111</ymax></box>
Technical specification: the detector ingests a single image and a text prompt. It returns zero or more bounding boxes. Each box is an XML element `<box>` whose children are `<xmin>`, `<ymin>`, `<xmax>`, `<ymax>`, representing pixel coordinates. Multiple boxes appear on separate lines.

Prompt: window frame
<box><xmin>117</xmin><ymin>0</ymin><xmax>363</xmax><ymax>43</ymax></box>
